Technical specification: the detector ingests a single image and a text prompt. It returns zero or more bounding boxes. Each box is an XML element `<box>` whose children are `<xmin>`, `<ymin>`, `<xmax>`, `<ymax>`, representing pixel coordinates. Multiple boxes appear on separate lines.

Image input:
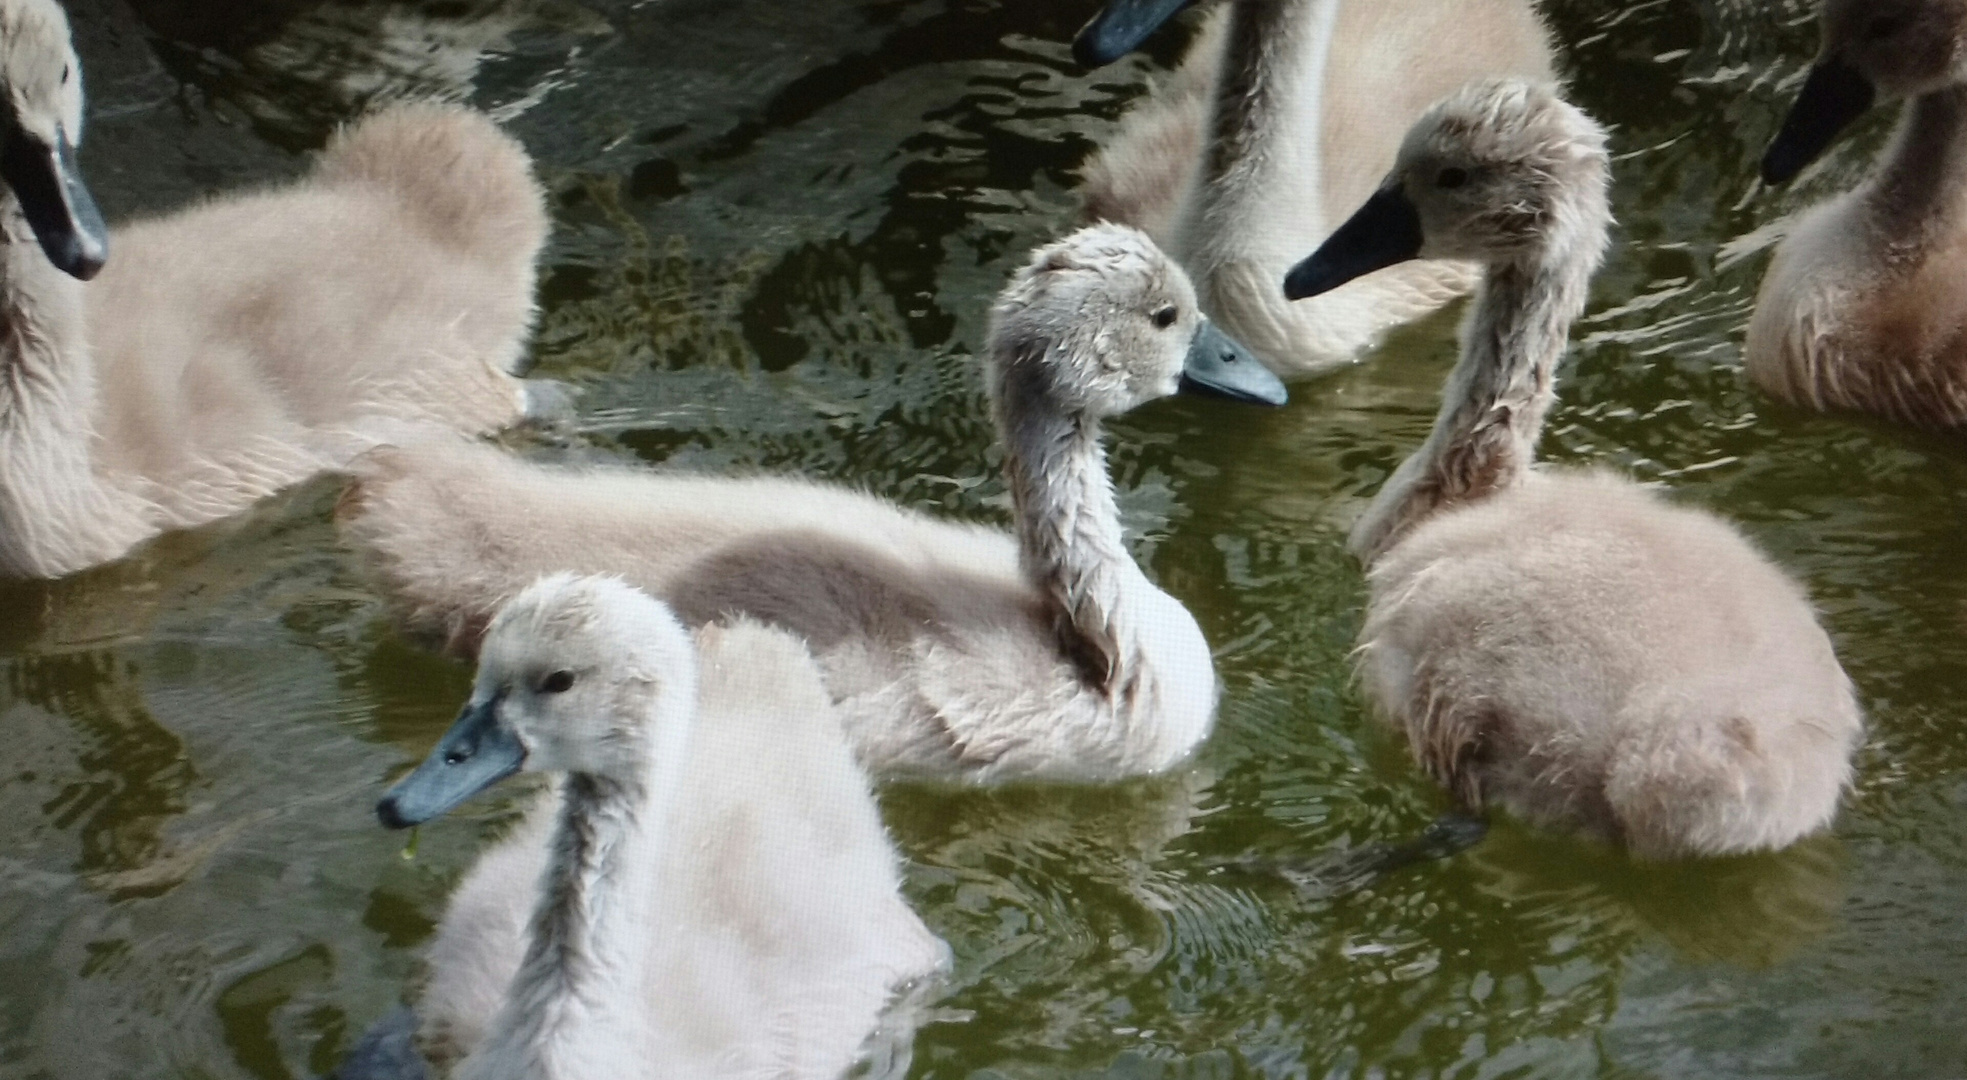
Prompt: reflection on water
<box><xmin>8</xmin><ymin>650</ymin><xmax>195</xmax><ymax>886</ymax></box>
<box><xmin>3</xmin><ymin>0</ymin><xmax>1967</xmax><ymax>1076</ymax></box>
<box><xmin>125</xmin><ymin>0</ymin><xmax>607</xmax><ymax>149</ymax></box>
<box><xmin>1464</xmin><ymin>823</ymin><xmax>1848</xmax><ymax>970</ymax></box>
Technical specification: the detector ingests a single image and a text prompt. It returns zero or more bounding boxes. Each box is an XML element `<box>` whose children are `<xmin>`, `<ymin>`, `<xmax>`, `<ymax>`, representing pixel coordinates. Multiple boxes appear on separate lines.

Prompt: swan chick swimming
<box><xmin>1285</xmin><ymin>79</ymin><xmax>1863</xmax><ymax>858</ymax></box>
<box><xmin>1749</xmin><ymin>0</ymin><xmax>1967</xmax><ymax>429</ymax></box>
<box><xmin>0</xmin><ymin>0</ymin><xmax>548</xmax><ymax>579</ymax></box>
<box><xmin>375</xmin><ymin>574</ymin><xmax>949</xmax><ymax>1080</ymax></box>
<box><xmin>1074</xmin><ymin>0</ymin><xmax>1554</xmax><ymax>376</ymax></box>
<box><xmin>344</xmin><ymin>223</ymin><xmax>1285</xmax><ymax>785</ymax></box>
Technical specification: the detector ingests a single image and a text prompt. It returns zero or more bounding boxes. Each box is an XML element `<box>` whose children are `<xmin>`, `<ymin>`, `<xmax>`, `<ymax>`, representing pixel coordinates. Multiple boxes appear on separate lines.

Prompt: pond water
<box><xmin>2</xmin><ymin>0</ymin><xmax>1965</xmax><ymax>1076</ymax></box>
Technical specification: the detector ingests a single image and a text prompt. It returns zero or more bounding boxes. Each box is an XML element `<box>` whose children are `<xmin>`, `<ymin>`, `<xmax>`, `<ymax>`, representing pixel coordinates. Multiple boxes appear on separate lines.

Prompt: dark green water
<box><xmin>2</xmin><ymin>0</ymin><xmax>1964</xmax><ymax>1076</ymax></box>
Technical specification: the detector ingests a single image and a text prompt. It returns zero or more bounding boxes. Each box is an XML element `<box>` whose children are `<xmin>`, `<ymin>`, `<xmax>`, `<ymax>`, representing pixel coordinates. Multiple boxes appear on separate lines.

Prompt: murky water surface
<box><xmin>3</xmin><ymin>0</ymin><xmax>1965</xmax><ymax>1076</ymax></box>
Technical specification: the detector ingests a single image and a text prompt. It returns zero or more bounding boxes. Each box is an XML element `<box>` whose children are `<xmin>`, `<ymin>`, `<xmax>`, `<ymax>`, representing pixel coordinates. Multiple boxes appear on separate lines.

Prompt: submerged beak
<box><xmin>1761</xmin><ymin>56</ymin><xmax>1876</xmax><ymax>186</ymax></box>
<box><xmin>1073</xmin><ymin>0</ymin><xmax>1198</xmax><ymax>68</ymax></box>
<box><xmin>1283</xmin><ymin>185</ymin><xmax>1425</xmax><ymax>301</ymax></box>
<box><xmin>1178</xmin><ymin>319</ymin><xmax>1288</xmax><ymax>405</ymax></box>
<box><xmin>0</xmin><ymin>125</ymin><xmax>107</xmax><ymax>280</ymax></box>
<box><xmin>376</xmin><ymin>692</ymin><xmax>526</xmax><ymax>829</ymax></box>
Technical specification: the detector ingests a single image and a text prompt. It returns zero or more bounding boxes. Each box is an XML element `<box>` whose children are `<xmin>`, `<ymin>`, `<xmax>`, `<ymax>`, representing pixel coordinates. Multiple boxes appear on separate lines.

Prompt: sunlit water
<box><xmin>2</xmin><ymin>0</ymin><xmax>1964</xmax><ymax>1076</ymax></box>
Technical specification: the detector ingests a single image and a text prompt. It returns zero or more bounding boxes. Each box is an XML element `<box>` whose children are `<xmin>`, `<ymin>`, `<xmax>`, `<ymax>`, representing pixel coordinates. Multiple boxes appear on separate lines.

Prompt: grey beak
<box><xmin>377</xmin><ymin>692</ymin><xmax>526</xmax><ymax>829</ymax></box>
<box><xmin>1284</xmin><ymin>185</ymin><xmax>1426</xmax><ymax>301</ymax></box>
<box><xmin>1073</xmin><ymin>0</ymin><xmax>1199</xmax><ymax>68</ymax></box>
<box><xmin>1178</xmin><ymin>320</ymin><xmax>1288</xmax><ymax>406</ymax></box>
<box><xmin>0</xmin><ymin>125</ymin><xmax>107</xmax><ymax>280</ymax></box>
<box><xmin>1761</xmin><ymin>56</ymin><xmax>1877</xmax><ymax>186</ymax></box>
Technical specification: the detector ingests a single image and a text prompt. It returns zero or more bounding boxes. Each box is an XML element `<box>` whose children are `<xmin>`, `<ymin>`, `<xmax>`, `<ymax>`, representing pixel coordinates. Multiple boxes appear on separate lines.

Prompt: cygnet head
<box><xmin>377</xmin><ymin>574</ymin><xmax>698</xmax><ymax>829</ymax></box>
<box><xmin>0</xmin><ymin>0</ymin><xmax>106</xmax><ymax>279</ymax></box>
<box><xmin>1284</xmin><ymin>79</ymin><xmax>1610</xmax><ymax>301</ymax></box>
<box><xmin>1762</xmin><ymin>0</ymin><xmax>1967</xmax><ymax>184</ymax></box>
<box><xmin>988</xmin><ymin>223</ymin><xmax>1286</xmax><ymax>421</ymax></box>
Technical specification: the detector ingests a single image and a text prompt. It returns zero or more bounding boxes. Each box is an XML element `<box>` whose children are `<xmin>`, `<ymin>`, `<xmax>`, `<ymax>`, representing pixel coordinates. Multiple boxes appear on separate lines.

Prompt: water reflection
<box><xmin>125</xmin><ymin>0</ymin><xmax>607</xmax><ymax>149</ymax></box>
<box><xmin>2</xmin><ymin>650</ymin><xmax>192</xmax><ymax>882</ymax></box>
<box><xmin>1464</xmin><ymin>824</ymin><xmax>1848</xmax><ymax>970</ymax></box>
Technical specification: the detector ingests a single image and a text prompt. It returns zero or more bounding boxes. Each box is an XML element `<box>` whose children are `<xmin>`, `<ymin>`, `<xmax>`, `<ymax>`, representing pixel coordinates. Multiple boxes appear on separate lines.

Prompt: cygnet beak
<box><xmin>377</xmin><ymin>691</ymin><xmax>526</xmax><ymax>829</ymax></box>
<box><xmin>1283</xmin><ymin>186</ymin><xmax>1425</xmax><ymax>301</ymax></box>
<box><xmin>0</xmin><ymin>124</ymin><xmax>107</xmax><ymax>280</ymax></box>
<box><xmin>1761</xmin><ymin>56</ymin><xmax>1876</xmax><ymax>186</ymax></box>
<box><xmin>1178</xmin><ymin>320</ymin><xmax>1288</xmax><ymax>406</ymax></box>
<box><xmin>1073</xmin><ymin>0</ymin><xmax>1198</xmax><ymax>68</ymax></box>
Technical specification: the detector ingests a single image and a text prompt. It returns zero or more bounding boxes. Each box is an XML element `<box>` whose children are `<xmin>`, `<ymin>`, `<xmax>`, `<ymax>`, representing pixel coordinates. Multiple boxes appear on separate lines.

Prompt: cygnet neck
<box><xmin>1186</xmin><ymin>0</ymin><xmax>1340</xmax><ymax>272</ymax></box>
<box><xmin>0</xmin><ymin>188</ymin><xmax>124</xmax><ymax>579</ymax></box>
<box><xmin>1350</xmin><ymin>223</ymin><xmax>1600</xmax><ymax>561</ymax></box>
<box><xmin>991</xmin><ymin>345</ymin><xmax>1147</xmax><ymax>698</ymax></box>
<box><xmin>1864</xmin><ymin>84</ymin><xmax>1967</xmax><ymax>258</ymax></box>
<box><xmin>0</xmin><ymin>191</ymin><xmax>90</xmax><ymax>403</ymax></box>
<box><xmin>465</xmin><ymin>732</ymin><xmax>682</xmax><ymax>1080</ymax></box>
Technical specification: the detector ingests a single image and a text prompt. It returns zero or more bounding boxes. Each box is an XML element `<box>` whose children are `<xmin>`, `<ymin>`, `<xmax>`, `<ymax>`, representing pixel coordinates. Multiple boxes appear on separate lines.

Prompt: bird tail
<box><xmin>1604</xmin><ymin>700</ymin><xmax>1849</xmax><ymax>859</ymax></box>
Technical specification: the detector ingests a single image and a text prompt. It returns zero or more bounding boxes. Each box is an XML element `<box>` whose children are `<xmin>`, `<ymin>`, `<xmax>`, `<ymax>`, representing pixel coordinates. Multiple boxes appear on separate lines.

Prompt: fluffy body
<box><xmin>1080</xmin><ymin>0</ymin><xmax>1553</xmax><ymax>375</ymax></box>
<box><xmin>1747</xmin><ymin>0</ymin><xmax>1967</xmax><ymax>429</ymax></box>
<box><xmin>0</xmin><ymin>0</ymin><xmax>547</xmax><ymax>578</ymax></box>
<box><xmin>345</xmin><ymin>225</ymin><xmax>1226</xmax><ymax>784</ymax></box>
<box><xmin>1340</xmin><ymin>81</ymin><xmax>1861</xmax><ymax>857</ymax></box>
<box><xmin>415</xmin><ymin>576</ymin><xmax>948</xmax><ymax>1080</ymax></box>
<box><xmin>1361</xmin><ymin>472</ymin><xmax>1859</xmax><ymax>857</ymax></box>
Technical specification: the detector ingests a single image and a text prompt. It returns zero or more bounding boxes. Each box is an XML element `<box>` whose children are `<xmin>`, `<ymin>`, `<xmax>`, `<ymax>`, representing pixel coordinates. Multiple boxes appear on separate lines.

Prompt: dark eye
<box><xmin>60</xmin><ymin>65</ymin><xmax>69</xmax><ymax>85</ymax></box>
<box><xmin>539</xmin><ymin>670</ymin><xmax>575</xmax><ymax>694</ymax></box>
<box><xmin>1152</xmin><ymin>305</ymin><xmax>1178</xmax><ymax>329</ymax></box>
<box><xmin>1867</xmin><ymin>14</ymin><xmax>1907</xmax><ymax>39</ymax></box>
<box><xmin>1437</xmin><ymin>167</ymin><xmax>1469</xmax><ymax>189</ymax></box>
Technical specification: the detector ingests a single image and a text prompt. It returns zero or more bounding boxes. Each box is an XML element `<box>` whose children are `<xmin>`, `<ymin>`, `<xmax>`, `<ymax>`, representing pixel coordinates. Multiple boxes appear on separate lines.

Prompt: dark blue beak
<box><xmin>1284</xmin><ymin>186</ymin><xmax>1425</xmax><ymax>301</ymax></box>
<box><xmin>1073</xmin><ymin>0</ymin><xmax>1199</xmax><ymax>68</ymax></box>
<box><xmin>1178</xmin><ymin>320</ymin><xmax>1287</xmax><ymax>405</ymax></box>
<box><xmin>377</xmin><ymin>692</ymin><xmax>526</xmax><ymax>829</ymax></box>
<box><xmin>1761</xmin><ymin>56</ymin><xmax>1876</xmax><ymax>186</ymax></box>
<box><xmin>0</xmin><ymin>125</ymin><xmax>107</xmax><ymax>280</ymax></box>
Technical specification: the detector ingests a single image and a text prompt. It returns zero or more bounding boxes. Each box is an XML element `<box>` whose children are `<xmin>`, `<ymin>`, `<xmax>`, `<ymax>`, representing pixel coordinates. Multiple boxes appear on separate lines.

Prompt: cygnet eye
<box><xmin>1152</xmin><ymin>305</ymin><xmax>1179</xmax><ymax>329</ymax></box>
<box><xmin>60</xmin><ymin>65</ymin><xmax>70</xmax><ymax>85</ymax></box>
<box><xmin>1437</xmin><ymin>166</ymin><xmax>1469</xmax><ymax>190</ymax></box>
<box><xmin>539</xmin><ymin>670</ymin><xmax>575</xmax><ymax>694</ymax></box>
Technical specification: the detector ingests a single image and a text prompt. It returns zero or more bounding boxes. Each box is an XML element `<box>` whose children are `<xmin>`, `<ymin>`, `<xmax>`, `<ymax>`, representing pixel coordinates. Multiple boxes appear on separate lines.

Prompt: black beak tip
<box><xmin>1760</xmin><ymin>153</ymin><xmax>1796</xmax><ymax>187</ymax></box>
<box><xmin>1282</xmin><ymin>261</ymin><xmax>1332</xmax><ymax>302</ymax></box>
<box><xmin>1070</xmin><ymin>0</ymin><xmax>1194</xmax><ymax>69</ymax></box>
<box><xmin>1282</xmin><ymin>186</ymin><xmax>1426</xmax><ymax>302</ymax></box>
<box><xmin>1759</xmin><ymin>58</ymin><xmax>1877</xmax><ymax>190</ymax></box>
<box><xmin>56</xmin><ymin>238</ymin><xmax>106</xmax><ymax>281</ymax></box>
<box><xmin>1070</xmin><ymin>27</ymin><xmax>1132</xmax><ymax>68</ymax></box>
<box><xmin>376</xmin><ymin>796</ymin><xmax>412</xmax><ymax>830</ymax></box>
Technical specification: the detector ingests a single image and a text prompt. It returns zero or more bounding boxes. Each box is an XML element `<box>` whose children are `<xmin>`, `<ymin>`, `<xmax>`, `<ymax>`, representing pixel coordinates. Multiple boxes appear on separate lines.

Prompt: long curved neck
<box><xmin>1182</xmin><ymin>0</ymin><xmax>1340</xmax><ymax>273</ymax></box>
<box><xmin>994</xmin><ymin>363</ymin><xmax>1149</xmax><ymax>699</ymax></box>
<box><xmin>469</xmin><ymin>765</ymin><xmax>676</xmax><ymax>1080</ymax></box>
<box><xmin>0</xmin><ymin>195</ymin><xmax>121</xmax><ymax>578</ymax></box>
<box><xmin>0</xmin><ymin>199</ymin><xmax>93</xmax><ymax>432</ymax></box>
<box><xmin>1349</xmin><ymin>238</ymin><xmax>1597</xmax><ymax>562</ymax></box>
<box><xmin>1862</xmin><ymin>85</ymin><xmax>1967</xmax><ymax>258</ymax></box>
